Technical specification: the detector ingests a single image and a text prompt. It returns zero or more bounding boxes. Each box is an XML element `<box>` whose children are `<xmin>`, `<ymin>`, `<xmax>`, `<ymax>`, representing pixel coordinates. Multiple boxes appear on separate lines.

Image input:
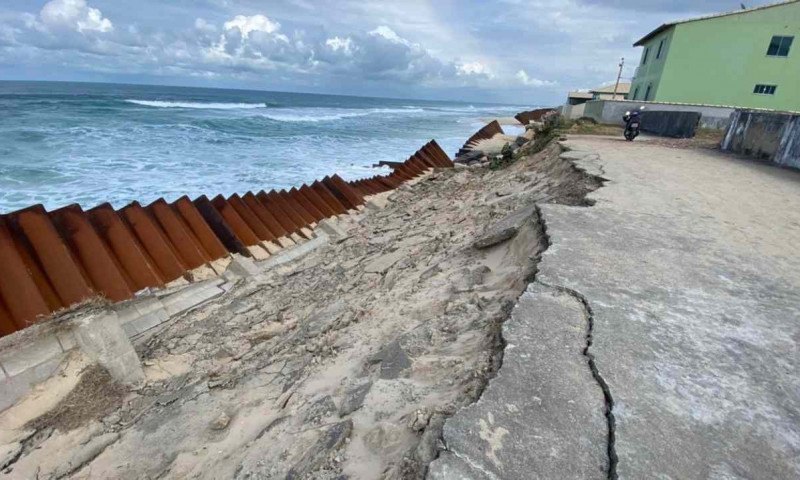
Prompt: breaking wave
<box><xmin>125</xmin><ymin>99</ymin><xmax>267</xmax><ymax>109</ymax></box>
<box><xmin>258</xmin><ymin>107</ymin><xmax>425</xmax><ymax>123</ymax></box>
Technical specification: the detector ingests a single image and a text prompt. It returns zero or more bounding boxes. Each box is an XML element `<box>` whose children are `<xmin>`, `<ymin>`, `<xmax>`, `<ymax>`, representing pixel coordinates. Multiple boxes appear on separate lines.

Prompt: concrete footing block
<box><xmin>73</xmin><ymin>311</ymin><xmax>145</xmax><ymax>386</ymax></box>
<box><xmin>224</xmin><ymin>254</ymin><xmax>261</xmax><ymax>279</ymax></box>
<box><xmin>262</xmin><ymin>241</ymin><xmax>282</xmax><ymax>255</ymax></box>
<box><xmin>277</xmin><ymin>236</ymin><xmax>296</xmax><ymax>248</ymax></box>
<box><xmin>161</xmin><ymin>280</ymin><xmax>225</xmax><ymax>317</ymax></box>
<box><xmin>318</xmin><ymin>218</ymin><xmax>348</xmax><ymax>240</ymax></box>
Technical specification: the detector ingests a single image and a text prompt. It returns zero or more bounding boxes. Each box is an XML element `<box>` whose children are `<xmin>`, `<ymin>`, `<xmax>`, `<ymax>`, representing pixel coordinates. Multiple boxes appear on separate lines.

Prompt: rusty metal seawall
<box><xmin>0</xmin><ymin>140</ymin><xmax>454</xmax><ymax>337</ymax></box>
<box><xmin>515</xmin><ymin>108</ymin><xmax>556</xmax><ymax>125</ymax></box>
<box><xmin>457</xmin><ymin>120</ymin><xmax>505</xmax><ymax>157</ymax></box>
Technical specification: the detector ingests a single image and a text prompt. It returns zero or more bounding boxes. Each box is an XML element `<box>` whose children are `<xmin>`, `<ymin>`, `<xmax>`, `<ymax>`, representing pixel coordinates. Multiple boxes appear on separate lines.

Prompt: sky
<box><xmin>0</xmin><ymin>0</ymin><xmax>779</xmax><ymax>104</ymax></box>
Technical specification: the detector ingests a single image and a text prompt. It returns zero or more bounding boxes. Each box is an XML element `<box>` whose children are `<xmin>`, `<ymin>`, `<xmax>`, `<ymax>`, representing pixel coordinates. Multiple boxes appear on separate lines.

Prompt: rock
<box><xmin>515</xmin><ymin>136</ymin><xmax>527</xmax><ymax>146</ymax></box>
<box><xmin>472</xmin><ymin>205</ymin><xmax>536</xmax><ymax>249</ymax></box>
<box><xmin>454</xmin><ymin>150</ymin><xmax>484</xmax><ymax>164</ymax></box>
<box><xmin>210</xmin><ymin>412</ymin><xmax>231</xmax><ymax>430</ymax></box>
<box><xmin>369</xmin><ymin>340</ymin><xmax>412</xmax><ymax>379</ymax></box>
<box><xmin>0</xmin><ymin>442</ymin><xmax>22</xmax><ymax>470</ymax></box>
<box><xmin>501</xmin><ymin>143</ymin><xmax>514</xmax><ymax>160</ymax></box>
<box><xmin>414</xmin><ymin>414</ymin><xmax>446</xmax><ymax>465</ymax></box>
<box><xmin>286</xmin><ymin>420</ymin><xmax>353</xmax><ymax>479</ymax></box>
<box><xmin>410</xmin><ymin>409</ymin><xmax>431</xmax><ymax>431</ymax></box>
<box><xmin>51</xmin><ymin>433</ymin><xmax>120</xmax><ymax>478</ymax></box>
<box><xmin>364</xmin><ymin>250</ymin><xmax>405</xmax><ymax>274</ymax></box>
<box><xmin>305</xmin><ymin>395</ymin><xmax>337</xmax><ymax>423</ymax></box>
<box><xmin>339</xmin><ymin>380</ymin><xmax>373</xmax><ymax>416</ymax></box>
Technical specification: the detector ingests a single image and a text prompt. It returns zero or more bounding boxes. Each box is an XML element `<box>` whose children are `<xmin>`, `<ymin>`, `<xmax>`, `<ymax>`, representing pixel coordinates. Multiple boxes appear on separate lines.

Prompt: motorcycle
<box><xmin>623</xmin><ymin>108</ymin><xmax>644</xmax><ymax>141</ymax></box>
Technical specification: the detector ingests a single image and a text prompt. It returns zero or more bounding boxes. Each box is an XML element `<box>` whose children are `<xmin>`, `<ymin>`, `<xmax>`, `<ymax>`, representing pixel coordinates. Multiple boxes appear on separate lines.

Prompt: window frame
<box><xmin>642</xmin><ymin>47</ymin><xmax>650</xmax><ymax>65</ymax></box>
<box><xmin>766</xmin><ymin>35</ymin><xmax>793</xmax><ymax>57</ymax></box>
<box><xmin>644</xmin><ymin>84</ymin><xmax>652</xmax><ymax>101</ymax></box>
<box><xmin>632</xmin><ymin>86</ymin><xmax>640</xmax><ymax>100</ymax></box>
<box><xmin>656</xmin><ymin>39</ymin><xmax>665</xmax><ymax>59</ymax></box>
<box><xmin>753</xmin><ymin>84</ymin><xmax>778</xmax><ymax>95</ymax></box>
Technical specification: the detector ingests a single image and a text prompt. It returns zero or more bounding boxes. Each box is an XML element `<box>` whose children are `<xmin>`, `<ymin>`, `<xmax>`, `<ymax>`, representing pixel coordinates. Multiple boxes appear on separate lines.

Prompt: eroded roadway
<box><xmin>430</xmin><ymin>136</ymin><xmax>800</xmax><ymax>479</ymax></box>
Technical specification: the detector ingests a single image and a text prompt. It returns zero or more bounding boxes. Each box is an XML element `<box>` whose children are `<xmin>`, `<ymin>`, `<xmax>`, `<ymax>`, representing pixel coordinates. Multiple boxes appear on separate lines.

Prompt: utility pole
<box><xmin>612</xmin><ymin>57</ymin><xmax>624</xmax><ymax>100</ymax></box>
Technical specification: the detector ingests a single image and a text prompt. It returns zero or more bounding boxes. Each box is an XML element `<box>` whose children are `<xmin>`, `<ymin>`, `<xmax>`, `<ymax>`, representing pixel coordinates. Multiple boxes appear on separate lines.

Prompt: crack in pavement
<box><xmin>540</xmin><ymin>281</ymin><xmax>618</xmax><ymax>480</ymax></box>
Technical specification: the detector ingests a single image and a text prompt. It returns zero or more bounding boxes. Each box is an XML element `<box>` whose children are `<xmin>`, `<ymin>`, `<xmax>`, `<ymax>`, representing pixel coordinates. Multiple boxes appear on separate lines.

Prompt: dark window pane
<box><xmin>754</xmin><ymin>84</ymin><xmax>761</xmax><ymax>93</ymax></box>
<box><xmin>645</xmin><ymin>84</ymin><xmax>652</xmax><ymax>100</ymax></box>
<box><xmin>657</xmin><ymin>39</ymin><xmax>664</xmax><ymax>59</ymax></box>
<box><xmin>778</xmin><ymin>36</ymin><xmax>793</xmax><ymax>56</ymax></box>
<box><xmin>767</xmin><ymin>36</ymin><xmax>781</xmax><ymax>55</ymax></box>
<box><xmin>643</xmin><ymin>47</ymin><xmax>649</xmax><ymax>65</ymax></box>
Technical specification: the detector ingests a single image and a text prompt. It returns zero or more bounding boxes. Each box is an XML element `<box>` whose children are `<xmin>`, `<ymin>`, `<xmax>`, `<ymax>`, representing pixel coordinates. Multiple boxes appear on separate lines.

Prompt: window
<box><xmin>656</xmin><ymin>39</ymin><xmax>665</xmax><ymax>59</ymax></box>
<box><xmin>753</xmin><ymin>84</ymin><xmax>777</xmax><ymax>95</ymax></box>
<box><xmin>632</xmin><ymin>86</ymin><xmax>640</xmax><ymax>100</ymax></box>
<box><xmin>642</xmin><ymin>47</ymin><xmax>650</xmax><ymax>65</ymax></box>
<box><xmin>767</xmin><ymin>36</ymin><xmax>793</xmax><ymax>57</ymax></box>
<box><xmin>644</xmin><ymin>84</ymin><xmax>652</xmax><ymax>101</ymax></box>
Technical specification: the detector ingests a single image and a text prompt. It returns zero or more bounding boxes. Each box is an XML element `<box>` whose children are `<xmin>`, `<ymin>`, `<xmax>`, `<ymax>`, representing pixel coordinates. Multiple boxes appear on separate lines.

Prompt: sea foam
<box><xmin>126</xmin><ymin>99</ymin><xmax>266</xmax><ymax>109</ymax></box>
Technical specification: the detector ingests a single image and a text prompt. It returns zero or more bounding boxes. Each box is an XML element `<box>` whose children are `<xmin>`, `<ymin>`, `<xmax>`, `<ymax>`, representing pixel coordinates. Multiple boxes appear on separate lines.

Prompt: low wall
<box><xmin>640</xmin><ymin>111</ymin><xmax>701</xmax><ymax>138</ymax></box>
<box><xmin>562</xmin><ymin>103</ymin><xmax>587</xmax><ymax>120</ymax></box>
<box><xmin>721</xmin><ymin>110</ymin><xmax>800</xmax><ymax>169</ymax></box>
<box><xmin>582</xmin><ymin>100</ymin><xmax>734</xmax><ymax>130</ymax></box>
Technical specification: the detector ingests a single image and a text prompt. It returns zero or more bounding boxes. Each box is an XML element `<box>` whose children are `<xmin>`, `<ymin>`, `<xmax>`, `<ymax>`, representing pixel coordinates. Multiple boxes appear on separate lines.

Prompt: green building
<box><xmin>630</xmin><ymin>0</ymin><xmax>800</xmax><ymax>111</ymax></box>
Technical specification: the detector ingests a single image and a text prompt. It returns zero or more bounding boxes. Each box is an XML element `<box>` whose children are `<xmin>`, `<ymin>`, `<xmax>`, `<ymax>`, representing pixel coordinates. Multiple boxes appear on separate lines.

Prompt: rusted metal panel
<box><xmin>458</xmin><ymin>121</ymin><xmax>504</xmax><ymax>157</ymax></box>
<box><xmin>321</xmin><ymin>177</ymin><xmax>358</xmax><ymax>210</ymax></box>
<box><xmin>266</xmin><ymin>191</ymin><xmax>306</xmax><ymax>231</ymax></box>
<box><xmin>311</xmin><ymin>181</ymin><xmax>347</xmax><ymax>215</ymax></box>
<box><xmin>227</xmin><ymin>194</ymin><xmax>275</xmax><ymax>242</ymax></box>
<box><xmin>211</xmin><ymin>195</ymin><xmax>261</xmax><ymax>246</ymax></box>
<box><xmin>9</xmin><ymin>205</ymin><xmax>95</xmax><ymax>306</ymax></box>
<box><xmin>298</xmin><ymin>185</ymin><xmax>336</xmax><ymax>218</ymax></box>
<box><xmin>278</xmin><ymin>190</ymin><xmax>315</xmax><ymax>226</ymax></box>
<box><xmin>429</xmin><ymin>140</ymin><xmax>455</xmax><ymax>167</ymax></box>
<box><xmin>0</xmin><ymin>217</ymin><xmax>51</xmax><ymax>328</ymax></box>
<box><xmin>331</xmin><ymin>174</ymin><xmax>365</xmax><ymax>205</ymax></box>
<box><xmin>408</xmin><ymin>157</ymin><xmax>429</xmax><ymax>174</ymax></box>
<box><xmin>50</xmin><ymin>205</ymin><xmax>134</xmax><ymax>302</ymax></box>
<box><xmin>172</xmin><ymin>196</ymin><xmax>228</xmax><ymax>261</ymax></box>
<box><xmin>193</xmin><ymin>196</ymin><xmax>250</xmax><ymax>256</ymax></box>
<box><xmin>289</xmin><ymin>187</ymin><xmax>324</xmax><ymax>221</ymax></box>
<box><xmin>242</xmin><ymin>192</ymin><xmax>289</xmax><ymax>238</ymax></box>
<box><xmin>87</xmin><ymin>203</ymin><xmax>166</xmax><ymax>290</ymax></box>
<box><xmin>0</xmin><ymin>299</ymin><xmax>17</xmax><ymax>336</ymax></box>
<box><xmin>283</xmin><ymin>188</ymin><xmax>317</xmax><ymax>225</ymax></box>
<box><xmin>255</xmin><ymin>191</ymin><xmax>297</xmax><ymax>234</ymax></box>
<box><xmin>147</xmin><ymin>199</ymin><xmax>211</xmax><ymax>269</ymax></box>
<box><xmin>515</xmin><ymin>108</ymin><xmax>555</xmax><ymax>125</ymax></box>
<box><xmin>120</xmin><ymin>202</ymin><xmax>187</xmax><ymax>282</ymax></box>
<box><xmin>414</xmin><ymin>151</ymin><xmax>438</xmax><ymax>169</ymax></box>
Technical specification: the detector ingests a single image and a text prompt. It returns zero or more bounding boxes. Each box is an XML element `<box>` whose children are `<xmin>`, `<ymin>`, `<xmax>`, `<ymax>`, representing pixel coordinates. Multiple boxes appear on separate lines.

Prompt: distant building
<box><xmin>630</xmin><ymin>0</ymin><xmax>800</xmax><ymax>111</ymax></box>
<box><xmin>567</xmin><ymin>83</ymin><xmax>630</xmax><ymax>106</ymax></box>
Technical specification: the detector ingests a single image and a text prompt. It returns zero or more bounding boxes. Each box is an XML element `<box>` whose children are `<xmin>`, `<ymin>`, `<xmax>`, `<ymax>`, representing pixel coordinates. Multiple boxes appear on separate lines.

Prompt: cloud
<box><xmin>223</xmin><ymin>14</ymin><xmax>284</xmax><ymax>40</ymax></box>
<box><xmin>457</xmin><ymin>61</ymin><xmax>492</xmax><ymax>78</ymax></box>
<box><xmin>516</xmin><ymin>70</ymin><xmax>556</xmax><ymax>87</ymax></box>
<box><xmin>39</xmin><ymin>0</ymin><xmax>113</xmax><ymax>33</ymax></box>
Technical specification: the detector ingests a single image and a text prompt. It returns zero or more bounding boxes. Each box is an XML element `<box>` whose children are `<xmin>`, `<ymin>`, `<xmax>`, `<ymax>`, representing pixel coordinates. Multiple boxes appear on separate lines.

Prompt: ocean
<box><xmin>0</xmin><ymin>81</ymin><xmax>527</xmax><ymax>213</ymax></box>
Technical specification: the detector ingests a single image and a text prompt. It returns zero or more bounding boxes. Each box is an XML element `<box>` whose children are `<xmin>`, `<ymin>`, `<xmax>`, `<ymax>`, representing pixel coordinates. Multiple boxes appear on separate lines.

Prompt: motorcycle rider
<box><xmin>623</xmin><ymin>105</ymin><xmax>645</xmax><ymax>124</ymax></box>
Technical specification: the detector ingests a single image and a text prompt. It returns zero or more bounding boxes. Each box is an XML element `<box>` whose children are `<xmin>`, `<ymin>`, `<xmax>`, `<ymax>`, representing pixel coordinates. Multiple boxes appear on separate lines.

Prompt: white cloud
<box><xmin>325</xmin><ymin>36</ymin><xmax>354</xmax><ymax>55</ymax></box>
<box><xmin>39</xmin><ymin>0</ymin><xmax>113</xmax><ymax>33</ymax></box>
<box><xmin>516</xmin><ymin>69</ymin><xmax>556</xmax><ymax>87</ymax></box>
<box><xmin>457</xmin><ymin>61</ymin><xmax>491</xmax><ymax>78</ymax></box>
<box><xmin>223</xmin><ymin>14</ymin><xmax>282</xmax><ymax>39</ymax></box>
<box><xmin>368</xmin><ymin>26</ymin><xmax>410</xmax><ymax>46</ymax></box>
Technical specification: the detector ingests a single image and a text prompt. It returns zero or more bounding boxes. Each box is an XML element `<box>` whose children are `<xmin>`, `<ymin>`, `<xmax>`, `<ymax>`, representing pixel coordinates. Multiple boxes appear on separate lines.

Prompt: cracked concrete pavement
<box><xmin>430</xmin><ymin>136</ymin><xmax>800</xmax><ymax>479</ymax></box>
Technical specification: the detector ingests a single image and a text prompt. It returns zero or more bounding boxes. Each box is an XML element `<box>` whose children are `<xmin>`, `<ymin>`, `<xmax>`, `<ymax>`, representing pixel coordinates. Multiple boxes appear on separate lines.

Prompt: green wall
<box><xmin>630</xmin><ymin>2</ymin><xmax>800</xmax><ymax>111</ymax></box>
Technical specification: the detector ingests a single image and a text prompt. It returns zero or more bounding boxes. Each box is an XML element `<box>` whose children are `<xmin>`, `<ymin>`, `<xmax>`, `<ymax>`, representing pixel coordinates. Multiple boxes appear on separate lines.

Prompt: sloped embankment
<box><xmin>1</xmin><ymin>140</ymin><xmax>603</xmax><ymax>479</ymax></box>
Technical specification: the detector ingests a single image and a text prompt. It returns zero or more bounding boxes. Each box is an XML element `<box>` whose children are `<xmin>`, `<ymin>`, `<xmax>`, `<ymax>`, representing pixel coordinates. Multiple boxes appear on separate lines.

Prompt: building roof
<box><xmin>568</xmin><ymin>91</ymin><xmax>594</xmax><ymax>100</ymax></box>
<box><xmin>591</xmin><ymin>83</ymin><xmax>631</xmax><ymax>95</ymax></box>
<box><xmin>633</xmin><ymin>0</ymin><xmax>800</xmax><ymax>46</ymax></box>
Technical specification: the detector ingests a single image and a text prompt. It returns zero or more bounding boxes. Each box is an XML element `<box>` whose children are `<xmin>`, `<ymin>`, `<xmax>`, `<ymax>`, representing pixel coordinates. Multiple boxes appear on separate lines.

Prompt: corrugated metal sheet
<box><xmin>0</xmin><ymin>140</ymin><xmax>453</xmax><ymax>337</ymax></box>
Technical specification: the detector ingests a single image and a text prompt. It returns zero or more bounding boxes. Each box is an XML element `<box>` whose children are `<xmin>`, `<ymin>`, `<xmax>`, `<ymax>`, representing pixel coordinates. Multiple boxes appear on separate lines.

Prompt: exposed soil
<box><xmin>1</xmin><ymin>140</ymin><xmax>602</xmax><ymax>479</ymax></box>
